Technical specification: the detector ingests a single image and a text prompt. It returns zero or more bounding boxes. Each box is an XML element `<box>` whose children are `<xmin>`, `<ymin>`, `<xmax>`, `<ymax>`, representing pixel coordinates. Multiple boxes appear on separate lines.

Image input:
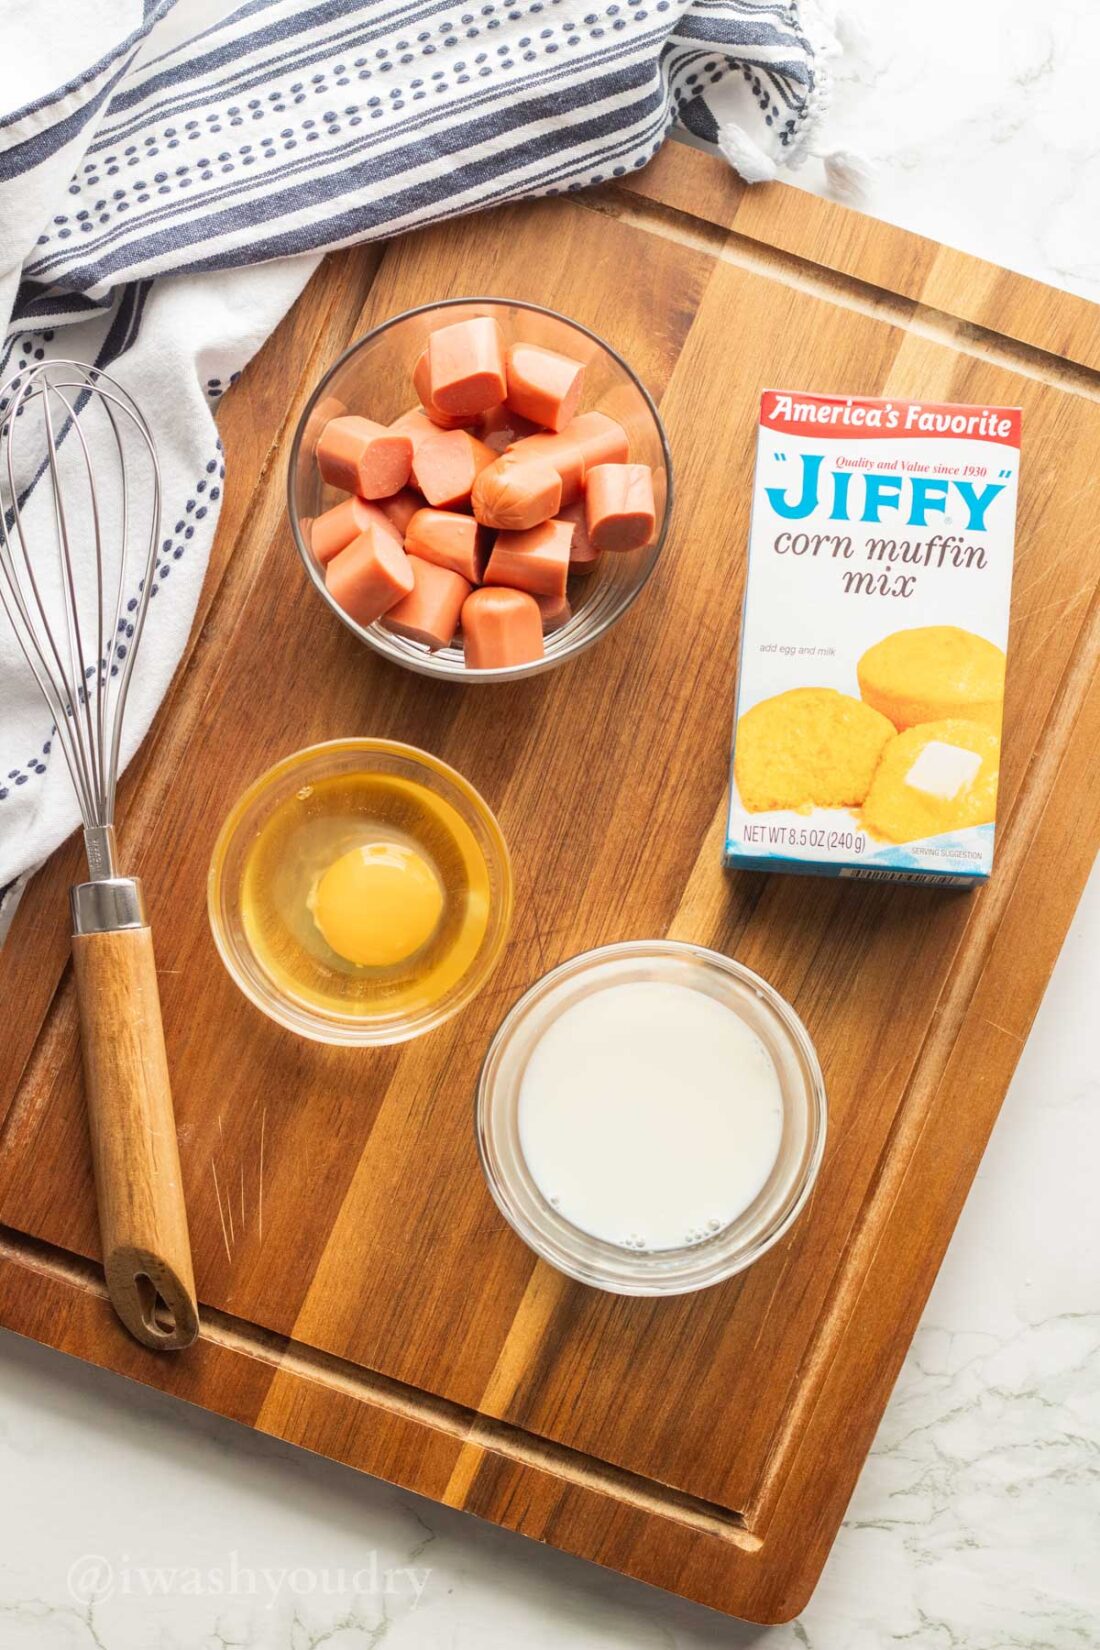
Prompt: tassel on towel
<box><xmin>717</xmin><ymin>123</ymin><xmax>779</xmax><ymax>185</ymax></box>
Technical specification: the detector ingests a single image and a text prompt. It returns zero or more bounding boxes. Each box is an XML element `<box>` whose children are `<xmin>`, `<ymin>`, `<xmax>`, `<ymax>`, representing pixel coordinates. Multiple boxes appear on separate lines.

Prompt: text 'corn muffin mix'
<box><xmin>726</xmin><ymin>391</ymin><xmax>1020</xmax><ymax>886</ymax></box>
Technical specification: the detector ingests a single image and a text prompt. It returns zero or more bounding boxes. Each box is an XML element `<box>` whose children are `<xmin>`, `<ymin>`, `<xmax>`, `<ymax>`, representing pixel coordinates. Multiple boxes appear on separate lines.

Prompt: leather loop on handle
<box><xmin>71</xmin><ymin>926</ymin><xmax>199</xmax><ymax>1351</ymax></box>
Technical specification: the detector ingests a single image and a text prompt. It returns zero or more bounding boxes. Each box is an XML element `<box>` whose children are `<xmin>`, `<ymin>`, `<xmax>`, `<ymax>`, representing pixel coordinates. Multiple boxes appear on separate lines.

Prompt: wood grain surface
<box><xmin>71</xmin><ymin>924</ymin><xmax>198</xmax><ymax>1350</ymax></box>
<box><xmin>1</xmin><ymin>143</ymin><xmax>1098</xmax><ymax>1623</ymax></box>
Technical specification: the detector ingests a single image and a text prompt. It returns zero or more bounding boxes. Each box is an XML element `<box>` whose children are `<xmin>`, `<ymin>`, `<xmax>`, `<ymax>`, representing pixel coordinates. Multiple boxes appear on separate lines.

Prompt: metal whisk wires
<box><xmin>0</xmin><ymin>361</ymin><xmax>161</xmax><ymax>876</ymax></box>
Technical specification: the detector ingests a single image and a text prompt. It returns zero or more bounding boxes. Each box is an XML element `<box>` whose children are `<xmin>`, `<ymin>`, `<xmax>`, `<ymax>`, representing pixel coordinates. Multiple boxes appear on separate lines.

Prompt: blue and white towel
<box><xmin>0</xmin><ymin>0</ymin><xmax>835</xmax><ymax>904</ymax></box>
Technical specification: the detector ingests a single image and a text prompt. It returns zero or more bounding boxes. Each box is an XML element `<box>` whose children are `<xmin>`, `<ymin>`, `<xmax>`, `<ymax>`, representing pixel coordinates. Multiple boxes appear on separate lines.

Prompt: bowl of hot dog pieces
<box><xmin>288</xmin><ymin>298</ymin><xmax>672</xmax><ymax>679</ymax></box>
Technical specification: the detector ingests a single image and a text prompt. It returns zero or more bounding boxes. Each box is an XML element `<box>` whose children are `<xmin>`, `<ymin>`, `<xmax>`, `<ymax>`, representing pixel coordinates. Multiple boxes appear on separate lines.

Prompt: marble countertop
<box><xmin>2</xmin><ymin>3</ymin><xmax>1098</xmax><ymax>1645</ymax></box>
<box><xmin>800</xmin><ymin>0</ymin><xmax>1100</xmax><ymax>306</ymax></box>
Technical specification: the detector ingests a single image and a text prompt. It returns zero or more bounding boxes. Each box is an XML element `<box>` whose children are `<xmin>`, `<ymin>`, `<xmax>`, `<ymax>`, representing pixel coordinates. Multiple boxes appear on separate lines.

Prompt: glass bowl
<box><xmin>476</xmin><ymin>941</ymin><xmax>826</xmax><ymax>1295</ymax></box>
<box><xmin>287</xmin><ymin>297</ymin><xmax>672</xmax><ymax>681</ymax></box>
<box><xmin>208</xmin><ymin>739</ymin><xmax>512</xmax><ymax>1045</ymax></box>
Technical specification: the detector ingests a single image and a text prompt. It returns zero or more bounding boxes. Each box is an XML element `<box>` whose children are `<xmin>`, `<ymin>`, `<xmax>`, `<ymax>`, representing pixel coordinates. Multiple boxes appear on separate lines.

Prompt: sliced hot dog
<box><xmin>505</xmin><ymin>431</ymin><xmax>585</xmax><ymax>504</ymax></box>
<box><xmin>426</xmin><ymin>317</ymin><xmax>506</xmax><ymax>417</ymax></box>
<box><xmin>471</xmin><ymin>455</ymin><xmax>562</xmax><ymax>531</ymax></box>
<box><xmin>411</xmin><ymin>354</ymin><xmax>472</xmax><ymax>429</ymax></box>
<box><xmin>380</xmin><ymin>556</ymin><xmax>471</xmax><ymax>651</ymax></box>
<box><xmin>505</xmin><ymin>343</ymin><xmax>585</xmax><ymax>432</ymax></box>
<box><xmin>413</xmin><ymin>427</ymin><xmax>497</xmax><ymax>510</ymax></box>
<box><xmin>504</xmin><ymin>412</ymin><xmax>629</xmax><ymax>503</ymax></box>
<box><xmin>483</xmin><ymin>517</ymin><xmax>573</xmax><ymax>598</ymax></box>
<box><xmin>390</xmin><ymin>406</ymin><xmax>445</xmax><ymax>454</ymax></box>
<box><xmin>377</xmin><ymin>487</ymin><xmax>425</xmax><ymax>536</ymax></box>
<box><xmin>317</xmin><ymin>416</ymin><xmax>413</xmax><ymax>499</ymax></box>
<box><xmin>462</xmin><ymin>586</ymin><xmax>545</xmax><ymax>669</ymax></box>
<box><xmin>566</xmin><ymin>410</ymin><xmax>630</xmax><ymax>468</ymax></box>
<box><xmin>585</xmin><ymin>462</ymin><xmax>656</xmax><ymax>552</ymax></box>
<box><xmin>557</xmin><ymin>499</ymin><xmax>601</xmax><ymax>575</ymax></box>
<box><xmin>405</xmin><ymin>508</ymin><xmax>490</xmax><ymax>583</ymax></box>
<box><xmin>325</xmin><ymin>524</ymin><xmax>415</xmax><ymax>627</ymax></box>
<box><xmin>311</xmin><ymin>496</ymin><xmax>403</xmax><ymax>565</ymax></box>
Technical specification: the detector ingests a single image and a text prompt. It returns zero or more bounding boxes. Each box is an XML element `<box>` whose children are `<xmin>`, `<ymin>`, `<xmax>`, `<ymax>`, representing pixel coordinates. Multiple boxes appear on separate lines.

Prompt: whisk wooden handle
<box><xmin>72</xmin><ymin>925</ymin><xmax>199</xmax><ymax>1351</ymax></box>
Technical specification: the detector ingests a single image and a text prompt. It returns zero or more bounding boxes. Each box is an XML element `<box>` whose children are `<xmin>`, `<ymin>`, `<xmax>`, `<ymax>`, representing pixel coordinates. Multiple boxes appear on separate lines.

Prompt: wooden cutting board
<box><xmin>2</xmin><ymin>143</ymin><xmax>1098</xmax><ymax>1625</ymax></box>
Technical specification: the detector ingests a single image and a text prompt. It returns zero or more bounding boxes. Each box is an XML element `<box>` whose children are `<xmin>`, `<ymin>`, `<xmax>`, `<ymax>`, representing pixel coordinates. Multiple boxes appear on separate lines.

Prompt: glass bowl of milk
<box><xmin>476</xmin><ymin>941</ymin><xmax>826</xmax><ymax>1294</ymax></box>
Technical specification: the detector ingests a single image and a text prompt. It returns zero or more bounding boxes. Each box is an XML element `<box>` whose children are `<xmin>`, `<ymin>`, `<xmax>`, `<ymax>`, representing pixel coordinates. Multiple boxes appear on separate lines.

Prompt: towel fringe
<box><xmin>717</xmin><ymin>122</ymin><xmax>778</xmax><ymax>185</ymax></box>
<box><xmin>819</xmin><ymin>148</ymin><xmax>875</xmax><ymax>206</ymax></box>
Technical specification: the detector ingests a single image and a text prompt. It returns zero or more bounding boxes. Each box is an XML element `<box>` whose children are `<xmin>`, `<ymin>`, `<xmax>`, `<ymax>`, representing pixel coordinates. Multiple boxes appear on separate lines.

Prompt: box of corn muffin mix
<box><xmin>725</xmin><ymin>390</ymin><xmax>1020</xmax><ymax>886</ymax></box>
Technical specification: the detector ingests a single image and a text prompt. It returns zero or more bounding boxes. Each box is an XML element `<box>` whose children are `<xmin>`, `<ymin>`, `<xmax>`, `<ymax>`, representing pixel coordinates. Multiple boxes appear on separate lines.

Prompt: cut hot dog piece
<box><xmin>390</xmin><ymin>406</ymin><xmax>446</xmax><ymax>454</ymax></box>
<box><xmin>411</xmin><ymin>355</ymin><xmax>473</xmax><ymax>429</ymax></box>
<box><xmin>564</xmin><ymin>410</ymin><xmax>629</xmax><ymax>469</ymax></box>
<box><xmin>324</xmin><ymin>524</ymin><xmax>415</xmax><ymax>627</ymax></box>
<box><xmin>484</xmin><ymin>517</ymin><xmax>573</xmax><ymax>598</ymax></box>
<box><xmin>380</xmin><ymin>556</ymin><xmax>471</xmax><ymax>651</ymax></box>
<box><xmin>505</xmin><ymin>343</ymin><xmax>585</xmax><ymax>432</ymax></box>
<box><xmin>413</xmin><ymin>427</ymin><xmax>497</xmax><ymax>510</ymax></box>
<box><xmin>311</xmin><ymin>496</ymin><xmax>403</xmax><ymax>566</ymax></box>
<box><xmin>585</xmin><ymin>463</ymin><xmax>656</xmax><ymax>552</ymax></box>
<box><xmin>505</xmin><ymin>413</ymin><xmax>629</xmax><ymax>503</ymax></box>
<box><xmin>505</xmin><ymin>431</ymin><xmax>585</xmax><ymax>505</ymax></box>
<box><xmin>534</xmin><ymin>592</ymin><xmax>571</xmax><ymax>633</ymax></box>
<box><xmin>316</xmin><ymin>417</ymin><xmax>413</xmax><ymax>499</ymax></box>
<box><xmin>557</xmin><ymin>500</ymin><xmax>601</xmax><ymax>575</ymax></box>
<box><xmin>462</xmin><ymin>587</ymin><xmax>545</xmax><ymax>669</ymax></box>
<box><xmin>377</xmin><ymin>487</ymin><xmax>425</xmax><ymax>536</ymax></box>
<box><xmin>426</xmin><ymin>317</ymin><xmax>506</xmax><ymax>417</ymax></box>
<box><xmin>471</xmin><ymin>455</ymin><xmax>562</xmax><ymax>531</ymax></box>
<box><xmin>405</xmin><ymin>508</ymin><xmax>490</xmax><ymax>583</ymax></box>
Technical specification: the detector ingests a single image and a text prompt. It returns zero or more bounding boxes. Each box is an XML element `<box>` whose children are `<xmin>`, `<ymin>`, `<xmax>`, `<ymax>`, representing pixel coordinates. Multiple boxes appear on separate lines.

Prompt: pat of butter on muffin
<box><xmin>903</xmin><ymin>740</ymin><xmax>983</xmax><ymax>802</ymax></box>
<box><xmin>862</xmin><ymin>720</ymin><xmax>999</xmax><ymax>845</ymax></box>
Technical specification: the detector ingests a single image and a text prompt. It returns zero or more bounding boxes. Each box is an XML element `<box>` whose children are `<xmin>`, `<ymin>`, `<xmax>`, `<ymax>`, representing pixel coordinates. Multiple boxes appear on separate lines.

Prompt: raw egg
<box><xmin>308</xmin><ymin>840</ymin><xmax>444</xmax><ymax>967</ymax></box>
<box><xmin>239</xmin><ymin>769</ymin><xmax>494</xmax><ymax>1021</ymax></box>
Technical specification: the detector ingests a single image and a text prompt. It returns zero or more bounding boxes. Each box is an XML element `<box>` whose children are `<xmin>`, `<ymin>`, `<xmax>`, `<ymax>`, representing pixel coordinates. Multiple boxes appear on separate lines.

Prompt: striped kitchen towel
<box><xmin>0</xmin><ymin>0</ymin><xmax>835</xmax><ymax>901</ymax></box>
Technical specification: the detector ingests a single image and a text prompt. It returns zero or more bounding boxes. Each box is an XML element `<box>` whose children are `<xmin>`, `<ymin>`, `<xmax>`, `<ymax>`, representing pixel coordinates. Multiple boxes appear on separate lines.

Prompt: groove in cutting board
<box><xmin>0</xmin><ymin>1224</ymin><xmax>754</xmax><ymax>1546</ymax></box>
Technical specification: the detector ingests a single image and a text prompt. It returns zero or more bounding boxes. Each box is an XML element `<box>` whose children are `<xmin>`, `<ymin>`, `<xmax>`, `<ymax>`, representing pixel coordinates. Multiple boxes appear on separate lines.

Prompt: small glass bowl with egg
<box><xmin>476</xmin><ymin>941</ymin><xmax>826</xmax><ymax>1295</ymax></box>
<box><xmin>208</xmin><ymin>739</ymin><xmax>512</xmax><ymax>1045</ymax></box>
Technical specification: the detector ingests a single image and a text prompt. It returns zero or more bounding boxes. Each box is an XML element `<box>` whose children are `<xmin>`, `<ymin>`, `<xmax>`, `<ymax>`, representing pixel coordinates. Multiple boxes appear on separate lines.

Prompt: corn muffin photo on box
<box><xmin>726</xmin><ymin>391</ymin><xmax>1020</xmax><ymax>886</ymax></box>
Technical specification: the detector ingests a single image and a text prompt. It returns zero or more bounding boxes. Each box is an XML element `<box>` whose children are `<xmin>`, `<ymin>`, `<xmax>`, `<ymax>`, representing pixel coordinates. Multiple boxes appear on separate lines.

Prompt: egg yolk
<box><xmin>309</xmin><ymin>841</ymin><xmax>444</xmax><ymax>968</ymax></box>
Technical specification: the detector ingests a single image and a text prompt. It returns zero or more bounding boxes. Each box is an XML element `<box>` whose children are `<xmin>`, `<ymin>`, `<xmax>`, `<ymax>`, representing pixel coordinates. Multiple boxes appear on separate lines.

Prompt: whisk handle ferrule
<box><xmin>71</xmin><ymin>875</ymin><xmax>147</xmax><ymax>933</ymax></box>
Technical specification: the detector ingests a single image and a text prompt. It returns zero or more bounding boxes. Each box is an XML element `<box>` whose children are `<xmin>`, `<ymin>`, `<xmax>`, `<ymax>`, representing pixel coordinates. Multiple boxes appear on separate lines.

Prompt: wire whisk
<box><xmin>0</xmin><ymin>361</ymin><xmax>160</xmax><ymax>876</ymax></box>
<box><xmin>0</xmin><ymin>359</ymin><xmax>197</xmax><ymax>1351</ymax></box>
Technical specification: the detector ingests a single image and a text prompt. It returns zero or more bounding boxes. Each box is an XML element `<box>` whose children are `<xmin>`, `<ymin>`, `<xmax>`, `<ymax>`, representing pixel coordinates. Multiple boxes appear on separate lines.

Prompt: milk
<box><xmin>517</xmin><ymin>981</ymin><xmax>783</xmax><ymax>1252</ymax></box>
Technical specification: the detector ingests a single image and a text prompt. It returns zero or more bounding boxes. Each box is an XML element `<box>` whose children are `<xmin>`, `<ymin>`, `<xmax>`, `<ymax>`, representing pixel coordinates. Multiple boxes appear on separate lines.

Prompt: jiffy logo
<box><xmin>765</xmin><ymin>453</ymin><xmax>1006</xmax><ymax>530</ymax></box>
